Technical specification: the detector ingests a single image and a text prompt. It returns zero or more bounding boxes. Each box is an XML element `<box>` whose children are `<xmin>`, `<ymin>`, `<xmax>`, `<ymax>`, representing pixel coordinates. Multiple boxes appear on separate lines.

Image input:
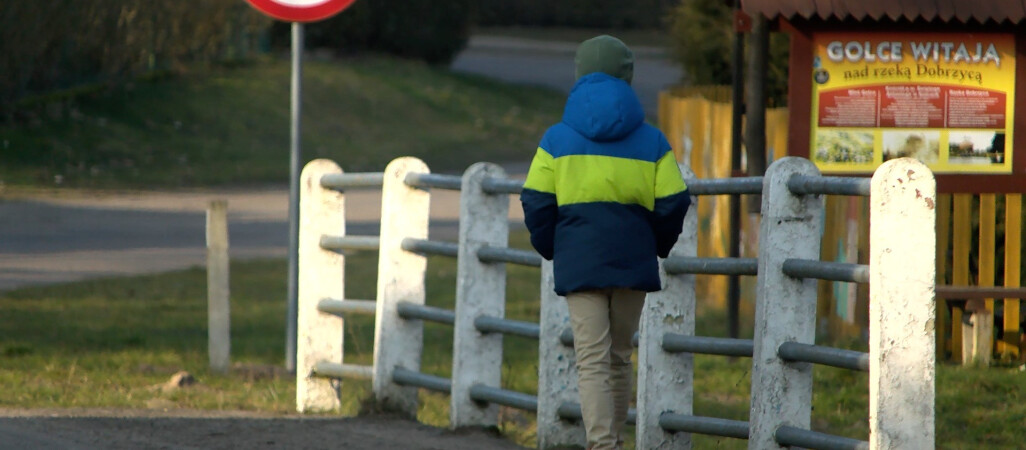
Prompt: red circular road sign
<box><xmin>246</xmin><ymin>0</ymin><xmax>357</xmax><ymax>23</ymax></box>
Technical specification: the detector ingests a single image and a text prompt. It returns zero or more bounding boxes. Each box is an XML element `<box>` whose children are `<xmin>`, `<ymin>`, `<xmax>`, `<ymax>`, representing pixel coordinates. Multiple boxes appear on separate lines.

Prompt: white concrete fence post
<box><xmin>296</xmin><ymin>159</ymin><xmax>346</xmax><ymax>413</ymax></box>
<box><xmin>373</xmin><ymin>157</ymin><xmax>431</xmax><ymax>416</ymax></box>
<box><xmin>537</xmin><ymin>260</ymin><xmax>585</xmax><ymax>448</ymax></box>
<box><xmin>748</xmin><ymin>157</ymin><xmax>824</xmax><ymax>449</ymax></box>
<box><xmin>450</xmin><ymin>162</ymin><xmax>510</xmax><ymax>428</ymax></box>
<box><xmin>637</xmin><ymin>163</ymin><xmax>698</xmax><ymax>449</ymax></box>
<box><xmin>869</xmin><ymin>158</ymin><xmax>936</xmax><ymax>449</ymax></box>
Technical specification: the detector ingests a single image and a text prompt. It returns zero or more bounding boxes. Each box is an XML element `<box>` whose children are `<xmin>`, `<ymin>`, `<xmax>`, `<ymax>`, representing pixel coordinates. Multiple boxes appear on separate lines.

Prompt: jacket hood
<box><xmin>562</xmin><ymin>73</ymin><xmax>645</xmax><ymax>142</ymax></box>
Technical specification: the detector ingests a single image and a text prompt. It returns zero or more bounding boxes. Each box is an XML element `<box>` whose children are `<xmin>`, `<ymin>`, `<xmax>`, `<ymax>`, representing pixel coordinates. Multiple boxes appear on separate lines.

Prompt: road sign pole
<box><xmin>243</xmin><ymin>0</ymin><xmax>357</xmax><ymax>373</ymax></box>
<box><xmin>286</xmin><ymin>22</ymin><xmax>304</xmax><ymax>372</ymax></box>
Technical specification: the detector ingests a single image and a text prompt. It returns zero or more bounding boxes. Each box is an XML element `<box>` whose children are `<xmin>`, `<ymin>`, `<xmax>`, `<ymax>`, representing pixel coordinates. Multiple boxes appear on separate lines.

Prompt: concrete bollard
<box><xmin>748</xmin><ymin>157</ymin><xmax>824</xmax><ymax>449</ymax></box>
<box><xmin>372</xmin><ymin>157</ymin><xmax>431</xmax><ymax>417</ymax></box>
<box><xmin>296</xmin><ymin>159</ymin><xmax>346</xmax><ymax>413</ymax></box>
<box><xmin>636</xmin><ymin>163</ymin><xmax>697</xmax><ymax>449</ymax></box>
<box><xmin>450</xmin><ymin>162</ymin><xmax>510</xmax><ymax>429</ymax></box>
<box><xmin>869</xmin><ymin>158</ymin><xmax>936</xmax><ymax>449</ymax></box>
<box><xmin>537</xmin><ymin>260</ymin><xmax>585</xmax><ymax>448</ymax></box>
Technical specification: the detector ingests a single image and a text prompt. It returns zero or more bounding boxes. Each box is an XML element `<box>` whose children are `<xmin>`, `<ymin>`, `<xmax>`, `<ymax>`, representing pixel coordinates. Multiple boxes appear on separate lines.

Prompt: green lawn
<box><xmin>0</xmin><ymin>56</ymin><xmax>564</xmax><ymax>189</ymax></box>
<box><xmin>2</xmin><ymin>238</ymin><xmax>1023</xmax><ymax>448</ymax></box>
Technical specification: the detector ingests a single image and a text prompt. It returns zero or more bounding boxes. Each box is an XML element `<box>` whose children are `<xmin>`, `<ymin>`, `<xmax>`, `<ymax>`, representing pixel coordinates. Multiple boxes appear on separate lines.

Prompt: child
<box><xmin>520</xmin><ymin>35</ymin><xmax>692</xmax><ymax>450</ymax></box>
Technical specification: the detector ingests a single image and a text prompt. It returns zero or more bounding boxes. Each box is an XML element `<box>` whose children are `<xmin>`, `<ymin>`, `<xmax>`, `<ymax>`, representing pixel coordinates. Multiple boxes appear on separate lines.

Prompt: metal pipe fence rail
<box><xmin>296</xmin><ymin>156</ymin><xmax>936</xmax><ymax>450</ymax></box>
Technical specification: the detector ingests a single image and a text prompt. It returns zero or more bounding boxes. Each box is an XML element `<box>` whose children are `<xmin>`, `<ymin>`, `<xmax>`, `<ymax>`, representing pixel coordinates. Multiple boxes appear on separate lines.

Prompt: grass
<box><xmin>0</xmin><ymin>55</ymin><xmax>564</xmax><ymax>189</ymax></box>
<box><xmin>2</xmin><ymin>232</ymin><xmax>1024</xmax><ymax>448</ymax></box>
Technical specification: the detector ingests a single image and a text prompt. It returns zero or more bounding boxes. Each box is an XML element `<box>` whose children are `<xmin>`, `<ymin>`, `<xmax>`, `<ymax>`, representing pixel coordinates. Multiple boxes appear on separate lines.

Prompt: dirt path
<box><xmin>0</xmin><ymin>408</ymin><xmax>526</xmax><ymax>449</ymax></box>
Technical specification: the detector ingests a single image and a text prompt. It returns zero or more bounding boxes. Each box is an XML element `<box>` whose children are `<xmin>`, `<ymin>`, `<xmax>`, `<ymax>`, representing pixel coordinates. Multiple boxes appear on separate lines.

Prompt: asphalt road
<box><xmin>452</xmin><ymin>35</ymin><xmax>681</xmax><ymax>117</ymax></box>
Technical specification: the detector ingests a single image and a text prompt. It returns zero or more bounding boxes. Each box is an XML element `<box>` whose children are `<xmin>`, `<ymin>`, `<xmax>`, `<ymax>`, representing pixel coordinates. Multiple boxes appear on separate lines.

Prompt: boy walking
<box><xmin>520</xmin><ymin>35</ymin><xmax>691</xmax><ymax>449</ymax></box>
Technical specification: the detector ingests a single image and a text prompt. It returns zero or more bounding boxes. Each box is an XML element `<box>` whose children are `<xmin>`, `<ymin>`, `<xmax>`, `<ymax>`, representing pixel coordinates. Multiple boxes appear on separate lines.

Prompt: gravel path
<box><xmin>0</xmin><ymin>409</ymin><xmax>526</xmax><ymax>450</ymax></box>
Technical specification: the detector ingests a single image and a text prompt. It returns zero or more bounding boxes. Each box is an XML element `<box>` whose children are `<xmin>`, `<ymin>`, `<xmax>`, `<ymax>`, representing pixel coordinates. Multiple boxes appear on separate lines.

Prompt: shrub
<box><xmin>0</xmin><ymin>0</ymin><xmax>268</xmax><ymax>116</ymax></box>
<box><xmin>273</xmin><ymin>0</ymin><xmax>474</xmax><ymax>65</ymax></box>
<box><xmin>667</xmin><ymin>0</ymin><xmax>790</xmax><ymax>105</ymax></box>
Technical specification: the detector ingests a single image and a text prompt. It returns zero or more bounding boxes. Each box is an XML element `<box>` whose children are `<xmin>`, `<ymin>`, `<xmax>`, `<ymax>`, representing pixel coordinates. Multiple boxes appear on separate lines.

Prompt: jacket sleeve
<box><xmin>520</xmin><ymin>147</ymin><xmax>558</xmax><ymax>260</ymax></box>
<box><xmin>652</xmin><ymin>148</ymin><xmax>691</xmax><ymax>258</ymax></box>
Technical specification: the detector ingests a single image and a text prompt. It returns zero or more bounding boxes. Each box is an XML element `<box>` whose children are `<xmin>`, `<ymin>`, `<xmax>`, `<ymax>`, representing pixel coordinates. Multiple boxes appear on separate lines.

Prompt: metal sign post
<box><xmin>285</xmin><ymin>22</ymin><xmax>304</xmax><ymax>373</ymax></box>
<box><xmin>244</xmin><ymin>0</ymin><xmax>359</xmax><ymax>372</ymax></box>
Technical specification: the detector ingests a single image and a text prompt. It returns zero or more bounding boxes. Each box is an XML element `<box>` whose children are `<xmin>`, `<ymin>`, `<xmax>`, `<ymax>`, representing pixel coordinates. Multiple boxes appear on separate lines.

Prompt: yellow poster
<box><xmin>811</xmin><ymin>32</ymin><xmax>1015</xmax><ymax>173</ymax></box>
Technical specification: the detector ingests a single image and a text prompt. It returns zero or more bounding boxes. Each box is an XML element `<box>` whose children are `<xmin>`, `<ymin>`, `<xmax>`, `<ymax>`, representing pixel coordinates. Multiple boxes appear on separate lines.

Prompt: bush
<box><xmin>0</xmin><ymin>0</ymin><xmax>268</xmax><ymax>116</ymax></box>
<box><xmin>667</xmin><ymin>1</ymin><xmax>790</xmax><ymax>105</ymax></box>
<box><xmin>273</xmin><ymin>0</ymin><xmax>474</xmax><ymax>65</ymax></box>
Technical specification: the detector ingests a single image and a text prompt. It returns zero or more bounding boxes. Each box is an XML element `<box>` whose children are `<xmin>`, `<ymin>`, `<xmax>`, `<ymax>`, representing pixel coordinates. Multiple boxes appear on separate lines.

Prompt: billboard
<box><xmin>810</xmin><ymin>32</ymin><xmax>1015</xmax><ymax>174</ymax></box>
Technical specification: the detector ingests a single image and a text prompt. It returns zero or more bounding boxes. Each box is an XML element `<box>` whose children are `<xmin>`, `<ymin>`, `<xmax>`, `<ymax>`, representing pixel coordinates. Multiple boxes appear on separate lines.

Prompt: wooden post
<box><xmin>974</xmin><ymin>194</ymin><xmax>997</xmax><ymax>366</ymax></box>
<box><xmin>952</xmin><ymin>195</ymin><xmax>972</xmax><ymax>363</ymax></box>
<box><xmin>207</xmin><ymin>199</ymin><xmax>231</xmax><ymax>374</ymax></box>
<box><xmin>1003</xmin><ymin>195</ymin><xmax>1022</xmax><ymax>360</ymax></box>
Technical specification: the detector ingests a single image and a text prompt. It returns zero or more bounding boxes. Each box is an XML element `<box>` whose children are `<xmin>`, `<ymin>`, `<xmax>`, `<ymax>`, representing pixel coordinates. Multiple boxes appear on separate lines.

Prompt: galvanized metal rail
<box><xmin>320</xmin><ymin>172</ymin><xmax>385</xmax><ymax>190</ymax></box>
<box><xmin>782</xmin><ymin>259</ymin><xmax>870</xmax><ymax>283</ymax></box>
<box><xmin>481</xmin><ymin>177</ymin><xmax>524</xmax><ymax>195</ymax></box>
<box><xmin>474</xmin><ymin>316</ymin><xmax>540</xmax><ymax>339</ymax></box>
<box><xmin>403</xmin><ymin>172</ymin><xmax>463</xmax><ymax>191</ymax></box>
<box><xmin>393</xmin><ymin>367</ymin><xmax>452</xmax><ymax>394</ymax></box>
<box><xmin>659</xmin><ymin>413</ymin><xmax>750</xmax><ymax>440</ymax></box>
<box><xmin>663</xmin><ymin>257</ymin><xmax>758</xmax><ymax>276</ymax></box>
<box><xmin>397</xmin><ymin>302</ymin><xmax>455</xmax><ymax>325</ymax></box>
<box><xmin>469</xmin><ymin>385</ymin><xmax>538</xmax><ymax>412</ymax></box>
<box><xmin>401</xmin><ymin>238</ymin><xmax>460</xmax><ymax>258</ymax></box>
<box><xmin>477</xmin><ymin>245</ymin><xmax>542</xmax><ymax>267</ymax></box>
<box><xmin>317</xmin><ymin>299</ymin><xmax>376</xmax><ymax>317</ymax></box>
<box><xmin>778</xmin><ymin>342</ymin><xmax>869</xmax><ymax>372</ymax></box>
<box><xmin>312</xmin><ymin>361</ymin><xmax>373</xmax><ymax>380</ymax></box>
<box><xmin>662</xmin><ymin>334</ymin><xmax>754</xmax><ymax>357</ymax></box>
<box><xmin>319</xmin><ymin>235</ymin><xmax>381</xmax><ymax>252</ymax></box>
<box><xmin>787</xmin><ymin>175</ymin><xmax>871</xmax><ymax>197</ymax></box>
<box><xmin>775</xmin><ymin>426</ymin><xmax>869</xmax><ymax>450</ymax></box>
<box><xmin>688</xmin><ymin>177</ymin><xmax>764</xmax><ymax>195</ymax></box>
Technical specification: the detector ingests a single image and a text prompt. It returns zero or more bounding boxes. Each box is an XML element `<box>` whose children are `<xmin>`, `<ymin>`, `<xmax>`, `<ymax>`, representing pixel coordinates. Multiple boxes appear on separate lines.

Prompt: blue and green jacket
<box><xmin>520</xmin><ymin>73</ymin><xmax>691</xmax><ymax>296</ymax></box>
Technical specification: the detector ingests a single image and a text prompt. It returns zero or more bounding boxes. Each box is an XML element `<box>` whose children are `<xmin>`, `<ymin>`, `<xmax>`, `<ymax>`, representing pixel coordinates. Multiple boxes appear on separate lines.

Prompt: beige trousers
<box><xmin>566</xmin><ymin>288</ymin><xmax>647</xmax><ymax>450</ymax></box>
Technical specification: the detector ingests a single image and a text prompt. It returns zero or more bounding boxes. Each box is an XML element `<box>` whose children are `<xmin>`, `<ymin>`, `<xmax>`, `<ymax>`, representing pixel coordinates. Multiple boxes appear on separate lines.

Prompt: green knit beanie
<box><xmin>574</xmin><ymin>35</ymin><xmax>634</xmax><ymax>85</ymax></box>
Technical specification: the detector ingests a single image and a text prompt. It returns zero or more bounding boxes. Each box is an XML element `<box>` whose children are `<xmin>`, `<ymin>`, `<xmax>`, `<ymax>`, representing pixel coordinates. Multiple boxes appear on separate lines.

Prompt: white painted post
<box><xmin>296</xmin><ymin>159</ymin><xmax>346</xmax><ymax>413</ymax></box>
<box><xmin>450</xmin><ymin>162</ymin><xmax>509</xmax><ymax>428</ymax></box>
<box><xmin>748</xmin><ymin>157</ymin><xmax>823</xmax><ymax>449</ymax></box>
<box><xmin>537</xmin><ymin>260</ymin><xmax>585</xmax><ymax>448</ymax></box>
<box><xmin>869</xmin><ymin>158</ymin><xmax>936</xmax><ymax>450</ymax></box>
<box><xmin>207</xmin><ymin>199</ymin><xmax>231</xmax><ymax>374</ymax></box>
<box><xmin>373</xmin><ymin>157</ymin><xmax>430</xmax><ymax>416</ymax></box>
<box><xmin>637</xmin><ymin>163</ymin><xmax>697</xmax><ymax>449</ymax></box>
